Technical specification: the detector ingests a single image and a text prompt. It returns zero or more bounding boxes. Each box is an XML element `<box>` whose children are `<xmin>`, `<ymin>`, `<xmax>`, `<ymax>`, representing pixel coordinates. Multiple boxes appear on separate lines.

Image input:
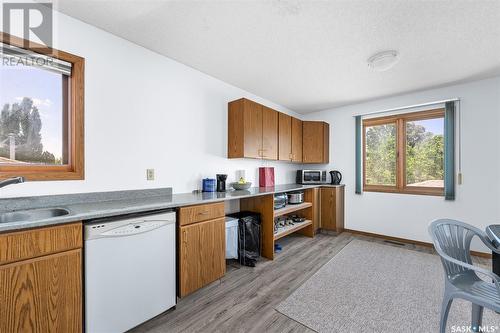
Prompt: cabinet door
<box><xmin>262</xmin><ymin>106</ymin><xmax>278</xmax><ymax>160</ymax></box>
<box><xmin>179</xmin><ymin>222</ymin><xmax>202</xmax><ymax>297</ymax></box>
<box><xmin>0</xmin><ymin>249</ymin><xmax>82</xmax><ymax>333</ymax></box>
<box><xmin>179</xmin><ymin>218</ymin><xmax>225</xmax><ymax>297</ymax></box>
<box><xmin>291</xmin><ymin>117</ymin><xmax>303</xmax><ymax>162</ymax></box>
<box><xmin>303</xmin><ymin>121</ymin><xmax>324</xmax><ymax>163</ymax></box>
<box><xmin>312</xmin><ymin>187</ymin><xmax>321</xmax><ymax>233</ymax></box>
<box><xmin>320</xmin><ymin>188</ymin><xmax>335</xmax><ymax>231</ymax></box>
<box><xmin>323</xmin><ymin>122</ymin><xmax>330</xmax><ymax>163</ymax></box>
<box><xmin>320</xmin><ymin>187</ymin><xmax>344</xmax><ymax>233</ymax></box>
<box><xmin>243</xmin><ymin>99</ymin><xmax>263</xmax><ymax>159</ymax></box>
<box><xmin>199</xmin><ymin>218</ymin><xmax>226</xmax><ymax>286</ymax></box>
<box><xmin>278</xmin><ymin>113</ymin><xmax>292</xmax><ymax>161</ymax></box>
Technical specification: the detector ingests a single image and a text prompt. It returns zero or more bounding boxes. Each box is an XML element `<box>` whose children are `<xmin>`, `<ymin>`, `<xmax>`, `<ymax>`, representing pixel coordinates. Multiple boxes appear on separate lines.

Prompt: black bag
<box><xmin>228</xmin><ymin>212</ymin><xmax>261</xmax><ymax>267</ymax></box>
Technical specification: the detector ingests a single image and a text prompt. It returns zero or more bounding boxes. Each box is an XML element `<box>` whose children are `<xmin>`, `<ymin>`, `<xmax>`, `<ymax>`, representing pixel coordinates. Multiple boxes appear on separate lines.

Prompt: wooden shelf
<box><xmin>274</xmin><ymin>220</ymin><xmax>312</xmax><ymax>240</ymax></box>
<box><xmin>274</xmin><ymin>202</ymin><xmax>312</xmax><ymax>217</ymax></box>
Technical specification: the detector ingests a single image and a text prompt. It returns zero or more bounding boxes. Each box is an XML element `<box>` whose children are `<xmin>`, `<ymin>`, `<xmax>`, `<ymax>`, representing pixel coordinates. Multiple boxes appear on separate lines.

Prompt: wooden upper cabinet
<box><xmin>291</xmin><ymin>117</ymin><xmax>303</xmax><ymax>162</ymax></box>
<box><xmin>278</xmin><ymin>113</ymin><xmax>292</xmax><ymax>161</ymax></box>
<box><xmin>303</xmin><ymin>121</ymin><xmax>329</xmax><ymax>164</ymax></box>
<box><xmin>262</xmin><ymin>106</ymin><xmax>278</xmax><ymax>160</ymax></box>
<box><xmin>229</xmin><ymin>98</ymin><xmax>328</xmax><ymax>163</ymax></box>
<box><xmin>278</xmin><ymin>114</ymin><xmax>302</xmax><ymax>162</ymax></box>
<box><xmin>228</xmin><ymin>98</ymin><xmax>278</xmax><ymax>160</ymax></box>
<box><xmin>228</xmin><ymin>98</ymin><xmax>262</xmax><ymax>159</ymax></box>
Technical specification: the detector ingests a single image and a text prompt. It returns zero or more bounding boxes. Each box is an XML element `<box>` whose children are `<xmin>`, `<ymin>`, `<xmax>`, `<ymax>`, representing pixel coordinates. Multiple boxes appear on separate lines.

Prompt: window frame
<box><xmin>362</xmin><ymin>108</ymin><xmax>445</xmax><ymax>196</ymax></box>
<box><xmin>0</xmin><ymin>32</ymin><xmax>84</xmax><ymax>181</ymax></box>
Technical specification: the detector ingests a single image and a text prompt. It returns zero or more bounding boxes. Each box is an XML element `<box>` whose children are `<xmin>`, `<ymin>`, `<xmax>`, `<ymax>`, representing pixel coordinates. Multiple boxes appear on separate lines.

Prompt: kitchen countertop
<box><xmin>0</xmin><ymin>184</ymin><xmax>344</xmax><ymax>233</ymax></box>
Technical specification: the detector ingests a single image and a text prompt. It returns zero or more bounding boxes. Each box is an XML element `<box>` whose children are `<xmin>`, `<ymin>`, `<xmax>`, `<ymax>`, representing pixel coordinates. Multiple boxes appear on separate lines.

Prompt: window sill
<box><xmin>363</xmin><ymin>186</ymin><xmax>444</xmax><ymax>197</ymax></box>
<box><xmin>0</xmin><ymin>168</ymin><xmax>84</xmax><ymax>181</ymax></box>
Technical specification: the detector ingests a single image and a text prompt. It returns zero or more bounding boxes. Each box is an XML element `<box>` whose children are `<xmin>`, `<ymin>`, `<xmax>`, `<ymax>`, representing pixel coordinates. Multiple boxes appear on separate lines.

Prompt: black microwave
<box><xmin>296</xmin><ymin>170</ymin><xmax>327</xmax><ymax>184</ymax></box>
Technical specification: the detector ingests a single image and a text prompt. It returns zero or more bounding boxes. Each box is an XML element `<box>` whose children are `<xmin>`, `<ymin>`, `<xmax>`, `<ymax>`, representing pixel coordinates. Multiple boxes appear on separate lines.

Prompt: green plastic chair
<box><xmin>429</xmin><ymin>219</ymin><xmax>500</xmax><ymax>333</ymax></box>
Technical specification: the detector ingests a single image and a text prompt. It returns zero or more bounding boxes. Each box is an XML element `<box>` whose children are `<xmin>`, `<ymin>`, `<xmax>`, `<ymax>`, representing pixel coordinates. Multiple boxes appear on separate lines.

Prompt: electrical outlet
<box><xmin>146</xmin><ymin>169</ymin><xmax>155</xmax><ymax>181</ymax></box>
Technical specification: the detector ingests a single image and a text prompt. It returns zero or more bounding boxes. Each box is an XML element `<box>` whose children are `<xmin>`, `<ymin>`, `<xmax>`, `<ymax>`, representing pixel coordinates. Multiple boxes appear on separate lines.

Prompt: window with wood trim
<box><xmin>363</xmin><ymin>109</ymin><xmax>444</xmax><ymax>196</ymax></box>
<box><xmin>0</xmin><ymin>33</ymin><xmax>84</xmax><ymax>181</ymax></box>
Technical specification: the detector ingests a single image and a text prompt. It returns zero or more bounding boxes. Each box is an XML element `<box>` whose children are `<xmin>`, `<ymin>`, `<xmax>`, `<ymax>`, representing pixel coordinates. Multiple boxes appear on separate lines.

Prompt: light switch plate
<box><xmin>146</xmin><ymin>169</ymin><xmax>155</xmax><ymax>181</ymax></box>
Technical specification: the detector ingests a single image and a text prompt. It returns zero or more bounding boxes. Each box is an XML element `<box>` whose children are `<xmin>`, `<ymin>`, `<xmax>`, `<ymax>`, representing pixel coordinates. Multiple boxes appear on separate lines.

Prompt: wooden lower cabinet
<box><xmin>312</xmin><ymin>187</ymin><xmax>321</xmax><ymax>233</ymax></box>
<box><xmin>320</xmin><ymin>187</ymin><xmax>345</xmax><ymax>233</ymax></box>
<box><xmin>0</xmin><ymin>223</ymin><xmax>82</xmax><ymax>333</ymax></box>
<box><xmin>179</xmin><ymin>218</ymin><xmax>225</xmax><ymax>297</ymax></box>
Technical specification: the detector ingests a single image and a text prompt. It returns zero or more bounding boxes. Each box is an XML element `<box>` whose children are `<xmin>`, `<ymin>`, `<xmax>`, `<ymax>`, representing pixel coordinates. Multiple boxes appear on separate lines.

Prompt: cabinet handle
<box><xmin>182</xmin><ymin>230</ymin><xmax>187</xmax><ymax>243</ymax></box>
<box><xmin>198</xmin><ymin>211</ymin><xmax>209</xmax><ymax>215</ymax></box>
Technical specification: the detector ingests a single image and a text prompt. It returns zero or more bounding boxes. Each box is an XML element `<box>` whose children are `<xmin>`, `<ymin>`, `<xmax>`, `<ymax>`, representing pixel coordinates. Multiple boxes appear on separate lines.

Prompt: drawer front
<box><xmin>179</xmin><ymin>202</ymin><xmax>225</xmax><ymax>226</ymax></box>
<box><xmin>0</xmin><ymin>222</ymin><xmax>82</xmax><ymax>265</ymax></box>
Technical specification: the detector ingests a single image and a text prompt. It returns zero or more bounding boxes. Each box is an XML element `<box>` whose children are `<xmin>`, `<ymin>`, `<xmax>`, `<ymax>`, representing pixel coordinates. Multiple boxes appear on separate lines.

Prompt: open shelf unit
<box><xmin>240</xmin><ymin>188</ymin><xmax>319</xmax><ymax>260</ymax></box>
<box><xmin>274</xmin><ymin>219</ymin><xmax>312</xmax><ymax>240</ymax></box>
<box><xmin>273</xmin><ymin>202</ymin><xmax>312</xmax><ymax>217</ymax></box>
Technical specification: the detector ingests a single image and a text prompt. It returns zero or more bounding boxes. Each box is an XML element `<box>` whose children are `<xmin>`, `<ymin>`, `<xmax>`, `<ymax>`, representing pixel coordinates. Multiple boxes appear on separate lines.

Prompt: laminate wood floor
<box><xmin>129</xmin><ymin>232</ymin><xmax>491</xmax><ymax>333</ymax></box>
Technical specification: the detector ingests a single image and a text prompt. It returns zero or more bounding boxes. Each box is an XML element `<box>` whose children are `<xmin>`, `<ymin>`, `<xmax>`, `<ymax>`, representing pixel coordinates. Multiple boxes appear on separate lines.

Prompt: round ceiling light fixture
<box><xmin>367</xmin><ymin>50</ymin><xmax>399</xmax><ymax>72</ymax></box>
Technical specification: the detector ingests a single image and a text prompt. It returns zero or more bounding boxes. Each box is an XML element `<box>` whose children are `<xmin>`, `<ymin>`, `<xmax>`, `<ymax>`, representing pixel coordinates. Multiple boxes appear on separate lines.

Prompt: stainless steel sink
<box><xmin>0</xmin><ymin>208</ymin><xmax>70</xmax><ymax>223</ymax></box>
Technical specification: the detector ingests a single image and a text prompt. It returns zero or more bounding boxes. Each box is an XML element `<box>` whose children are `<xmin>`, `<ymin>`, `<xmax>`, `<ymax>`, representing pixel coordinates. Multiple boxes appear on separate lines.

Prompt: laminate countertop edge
<box><xmin>0</xmin><ymin>184</ymin><xmax>345</xmax><ymax>233</ymax></box>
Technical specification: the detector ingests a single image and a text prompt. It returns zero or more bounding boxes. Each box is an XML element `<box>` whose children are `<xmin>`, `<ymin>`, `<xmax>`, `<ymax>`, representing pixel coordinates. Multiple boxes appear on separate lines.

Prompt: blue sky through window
<box><xmin>412</xmin><ymin>118</ymin><xmax>443</xmax><ymax>135</ymax></box>
<box><xmin>0</xmin><ymin>63</ymin><xmax>63</xmax><ymax>159</ymax></box>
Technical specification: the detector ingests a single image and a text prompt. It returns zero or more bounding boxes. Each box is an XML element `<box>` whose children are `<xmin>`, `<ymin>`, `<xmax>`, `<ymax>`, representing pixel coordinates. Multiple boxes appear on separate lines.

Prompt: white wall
<box><xmin>304</xmin><ymin>76</ymin><xmax>500</xmax><ymax>251</ymax></box>
<box><xmin>1</xmin><ymin>9</ymin><xmax>302</xmax><ymax>198</ymax></box>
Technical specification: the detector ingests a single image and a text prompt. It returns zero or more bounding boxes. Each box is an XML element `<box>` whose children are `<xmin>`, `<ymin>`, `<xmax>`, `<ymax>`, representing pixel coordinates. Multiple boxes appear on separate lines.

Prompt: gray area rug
<box><xmin>276</xmin><ymin>240</ymin><xmax>500</xmax><ymax>332</ymax></box>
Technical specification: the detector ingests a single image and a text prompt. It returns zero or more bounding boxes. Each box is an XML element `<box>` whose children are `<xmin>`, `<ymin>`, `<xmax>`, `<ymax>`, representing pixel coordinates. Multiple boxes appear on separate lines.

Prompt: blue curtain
<box><xmin>355</xmin><ymin>116</ymin><xmax>362</xmax><ymax>194</ymax></box>
<box><xmin>444</xmin><ymin>102</ymin><xmax>455</xmax><ymax>200</ymax></box>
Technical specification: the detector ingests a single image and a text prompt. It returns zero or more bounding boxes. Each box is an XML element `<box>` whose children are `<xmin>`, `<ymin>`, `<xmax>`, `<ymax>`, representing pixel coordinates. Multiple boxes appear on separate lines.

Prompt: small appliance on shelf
<box><xmin>274</xmin><ymin>193</ymin><xmax>287</xmax><ymax>210</ymax></box>
<box><xmin>296</xmin><ymin>170</ymin><xmax>327</xmax><ymax>184</ymax></box>
<box><xmin>216</xmin><ymin>174</ymin><xmax>227</xmax><ymax>192</ymax></box>
<box><xmin>287</xmin><ymin>191</ymin><xmax>304</xmax><ymax>204</ymax></box>
<box><xmin>329</xmin><ymin>170</ymin><xmax>342</xmax><ymax>185</ymax></box>
<box><xmin>202</xmin><ymin>178</ymin><xmax>216</xmax><ymax>192</ymax></box>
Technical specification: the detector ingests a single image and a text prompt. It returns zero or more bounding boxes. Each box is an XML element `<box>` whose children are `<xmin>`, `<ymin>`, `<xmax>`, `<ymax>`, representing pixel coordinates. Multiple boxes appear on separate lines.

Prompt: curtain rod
<box><xmin>353</xmin><ymin>98</ymin><xmax>460</xmax><ymax>117</ymax></box>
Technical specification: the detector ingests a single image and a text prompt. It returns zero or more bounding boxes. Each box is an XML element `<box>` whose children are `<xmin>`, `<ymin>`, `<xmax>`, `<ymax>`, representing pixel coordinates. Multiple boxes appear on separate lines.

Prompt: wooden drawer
<box><xmin>178</xmin><ymin>202</ymin><xmax>225</xmax><ymax>226</ymax></box>
<box><xmin>0</xmin><ymin>222</ymin><xmax>82</xmax><ymax>266</ymax></box>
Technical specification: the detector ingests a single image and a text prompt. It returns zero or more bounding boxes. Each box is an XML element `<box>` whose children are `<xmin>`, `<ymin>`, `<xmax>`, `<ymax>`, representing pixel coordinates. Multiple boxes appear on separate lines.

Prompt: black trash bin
<box><xmin>228</xmin><ymin>211</ymin><xmax>261</xmax><ymax>267</ymax></box>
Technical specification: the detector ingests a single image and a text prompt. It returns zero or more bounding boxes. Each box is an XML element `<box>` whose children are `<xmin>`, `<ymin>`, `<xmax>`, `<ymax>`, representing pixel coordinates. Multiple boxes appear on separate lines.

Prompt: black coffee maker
<box><xmin>216</xmin><ymin>174</ymin><xmax>227</xmax><ymax>192</ymax></box>
<box><xmin>329</xmin><ymin>170</ymin><xmax>342</xmax><ymax>185</ymax></box>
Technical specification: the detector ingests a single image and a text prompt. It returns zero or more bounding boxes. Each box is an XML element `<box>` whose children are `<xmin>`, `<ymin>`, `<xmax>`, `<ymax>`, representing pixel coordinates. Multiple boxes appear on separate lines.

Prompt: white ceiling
<box><xmin>50</xmin><ymin>0</ymin><xmax>500</xmax><ymax>113</ymax></box>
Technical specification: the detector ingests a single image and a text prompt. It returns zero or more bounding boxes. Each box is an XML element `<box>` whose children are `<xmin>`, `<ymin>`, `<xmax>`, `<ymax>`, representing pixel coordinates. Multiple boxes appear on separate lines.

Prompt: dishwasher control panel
<box><xmin>84</xmin><ymin>211</ymin><xmax>175</xmax><ymax>240</ymax></box>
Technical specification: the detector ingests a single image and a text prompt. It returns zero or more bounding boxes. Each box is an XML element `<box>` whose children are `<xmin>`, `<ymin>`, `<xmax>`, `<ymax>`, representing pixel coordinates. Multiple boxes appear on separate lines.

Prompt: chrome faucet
<box><xmin>0</xmin><ymin>177</ymin><xmax>25</xmax><ymax>189</ymax></box>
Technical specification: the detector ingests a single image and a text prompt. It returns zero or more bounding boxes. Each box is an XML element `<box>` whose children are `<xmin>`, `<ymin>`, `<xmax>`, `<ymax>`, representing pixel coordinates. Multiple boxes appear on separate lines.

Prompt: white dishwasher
<box><xmin>84</xmin><ymin>210</ymin><xmax>176</xmax><ymax>333</ymax></box>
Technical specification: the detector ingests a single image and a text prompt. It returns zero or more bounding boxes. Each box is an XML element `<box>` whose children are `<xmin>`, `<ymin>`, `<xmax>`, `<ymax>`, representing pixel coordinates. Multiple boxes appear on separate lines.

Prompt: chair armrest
<box><xmin>438</xmin><ymin>250</ymin><xmax>500</xmax><ymax>295</ymax></box>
